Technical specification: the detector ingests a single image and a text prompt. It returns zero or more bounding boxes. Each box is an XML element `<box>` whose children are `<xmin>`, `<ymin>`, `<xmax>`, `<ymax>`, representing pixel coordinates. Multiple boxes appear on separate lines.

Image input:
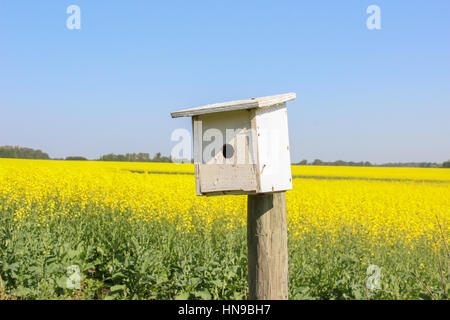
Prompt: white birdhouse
<box><xmin>171</xmin><ymin>93</ymin><xmax>296</xmax><ymax>196</ymax></box>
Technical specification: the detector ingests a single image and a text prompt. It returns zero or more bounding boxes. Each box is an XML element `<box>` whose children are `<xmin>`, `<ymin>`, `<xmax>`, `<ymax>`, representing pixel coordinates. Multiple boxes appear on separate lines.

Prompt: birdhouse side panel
<box><xmin>254</xmin><ymin>103</ymin><xmax>293</xmax><ymax>193</ymax></box>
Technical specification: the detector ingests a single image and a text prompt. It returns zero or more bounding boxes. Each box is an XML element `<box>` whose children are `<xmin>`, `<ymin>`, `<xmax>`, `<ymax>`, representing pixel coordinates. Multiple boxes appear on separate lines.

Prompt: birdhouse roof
<box><xmin>170</xmin><ymin>92</ymin><xmax>296</xmax><ymax>118</ymax></box>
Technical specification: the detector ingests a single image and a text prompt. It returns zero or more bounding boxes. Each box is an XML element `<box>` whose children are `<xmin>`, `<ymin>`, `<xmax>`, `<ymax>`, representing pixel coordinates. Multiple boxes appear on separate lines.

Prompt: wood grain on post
<box><xmin>247</xmin><ymin>192</ymin><xmax>288</xmax><ymax>300</ymax></box>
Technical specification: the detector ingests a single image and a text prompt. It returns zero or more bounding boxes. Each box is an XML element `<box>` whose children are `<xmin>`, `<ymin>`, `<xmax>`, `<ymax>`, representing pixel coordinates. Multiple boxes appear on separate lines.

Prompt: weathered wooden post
<box><xmin>247</xmin><ymin>192</ymin><xmax>288</xmax><ymax>299</ymax></box>
<box><xmin>171</xmin><ymin>93</ymin><xmax>295</xmax><ymax>300</ymax></box>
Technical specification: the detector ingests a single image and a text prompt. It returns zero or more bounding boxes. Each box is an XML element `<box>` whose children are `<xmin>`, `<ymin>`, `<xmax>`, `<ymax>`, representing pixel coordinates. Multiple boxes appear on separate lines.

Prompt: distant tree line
<box><xmin>2</xmin><ymin>145</ymin><xmax>450</xmax><ymax>167</ymax></box>
<box><xmin>296</xmin><ymin>159</ymin><xmax>373</xmax><ymax>167</ymax></box>
<box><xmin>97</xmin><ymin>152</ymin><xmax>172</xmax><ymax>163</ymax></box>
<box><xmin>377</xmin><ymin>162</ymin><xmax>441</xmax><ymax>168</ymax></box>
<box><xmin>295</xmin><ymin>159</ymin><xmax>448</xmax><ymax>168</ymax></box>
<box><xmin>65</xmin><ymin>156</ymin><xmax>88</xmax><ymax>161</ymax></box>
<box><xmin>0</xmin><ymin>146</ymin><xmax>50</xmax><ymax>160</ymax></box>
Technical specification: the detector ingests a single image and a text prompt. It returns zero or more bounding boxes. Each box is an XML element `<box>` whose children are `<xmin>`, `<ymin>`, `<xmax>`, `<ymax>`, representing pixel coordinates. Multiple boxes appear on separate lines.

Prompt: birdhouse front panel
<box><xmin>192</xmin><ymin>109</ymin><xmax>258</xmax><ymax>195</ymax></box>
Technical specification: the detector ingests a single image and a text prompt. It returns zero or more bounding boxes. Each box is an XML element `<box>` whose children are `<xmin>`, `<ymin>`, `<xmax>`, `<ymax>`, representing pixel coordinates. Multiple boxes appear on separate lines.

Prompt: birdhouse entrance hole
<box><xmin>222</xmin><ymin>144</ymin><xmax>234</xmax><ymax>159</ymax></box>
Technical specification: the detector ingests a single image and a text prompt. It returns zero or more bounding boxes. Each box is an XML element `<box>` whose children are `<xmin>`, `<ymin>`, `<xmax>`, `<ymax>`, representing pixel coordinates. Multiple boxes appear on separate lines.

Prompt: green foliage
<box><xmin>0</xmin><ymin>202</ymin><xmax>446</xmax><ymax>300</ymax></box>
<box><xmin>443</xmin><ymin>160</ymin><xmax>450</xmax><ymax>168</ymax></box>
<box><xmin>0</xmin><ymin>146</ymin><xmax>49</xmax><ymax>160</ymax></box>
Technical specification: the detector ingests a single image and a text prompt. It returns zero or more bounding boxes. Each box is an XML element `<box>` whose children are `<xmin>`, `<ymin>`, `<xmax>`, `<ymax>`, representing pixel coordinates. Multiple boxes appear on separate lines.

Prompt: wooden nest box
<box><xmin>171</xmin><ymin>93</ymin><xmax>296</xmax><ymax>196</ymax></box>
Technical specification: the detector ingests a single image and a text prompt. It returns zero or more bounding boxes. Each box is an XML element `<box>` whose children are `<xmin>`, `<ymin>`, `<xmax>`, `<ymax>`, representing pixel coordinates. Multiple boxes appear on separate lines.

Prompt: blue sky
<box><xmin>1</xmin><ymin>1</ymin><xmax>449</xmax><ymax>163</ymax></box>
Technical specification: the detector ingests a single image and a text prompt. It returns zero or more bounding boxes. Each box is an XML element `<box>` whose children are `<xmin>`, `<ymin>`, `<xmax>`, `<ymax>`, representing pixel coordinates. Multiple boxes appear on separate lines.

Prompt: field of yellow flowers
<box><xmin>0</xmin><ymin>159</ymin><xmax>448</xmax><ymax>299</ymax></box>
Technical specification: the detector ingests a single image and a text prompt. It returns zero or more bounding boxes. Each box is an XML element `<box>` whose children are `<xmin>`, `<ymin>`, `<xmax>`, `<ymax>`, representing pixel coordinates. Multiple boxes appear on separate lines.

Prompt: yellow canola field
<box><xmin>291</xmin><ymin>165</ymin><xmax>450</xmax><ymax>182</ymax></box>
<box><xmin>0</xmin><ymin>159</ymin><xmax>449</xmax><ymax>246</ymax></box>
